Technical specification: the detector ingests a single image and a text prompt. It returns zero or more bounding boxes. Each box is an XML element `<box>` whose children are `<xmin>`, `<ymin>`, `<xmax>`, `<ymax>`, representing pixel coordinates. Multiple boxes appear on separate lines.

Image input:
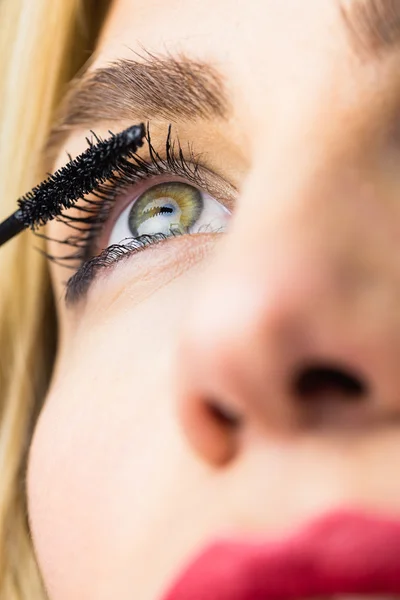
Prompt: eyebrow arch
<box><xmin>340</xmin><ymin>0</ymin><xmax>400</xmax><ymax>57</ymax></box>
<box><xmin>48</xmin><ymin>53</ymin><xmax>229</xmax><ymax>154</ymax></box>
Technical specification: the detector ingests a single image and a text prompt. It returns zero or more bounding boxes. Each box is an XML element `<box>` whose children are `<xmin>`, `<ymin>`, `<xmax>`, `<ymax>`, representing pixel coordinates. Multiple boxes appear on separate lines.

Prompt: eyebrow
<box><xmin>340</xmin><ymin>0</ymin><xmax>400</xmax><ymax>57</ymax></box>
<box><xmin>48</xmin><ymin>53</ymin><xmax>229</xmax><ymax>154</ymax></box>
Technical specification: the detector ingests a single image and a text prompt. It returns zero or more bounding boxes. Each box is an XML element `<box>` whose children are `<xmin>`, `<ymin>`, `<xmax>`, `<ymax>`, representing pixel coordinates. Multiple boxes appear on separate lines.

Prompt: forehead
<box><xmin>96</xmin><ymin>0</ymin><xmax>342</xmax><ymax>67</ymax></box>
<box><xmin>81</xmin><ymin>0</ymin><xmax>399</xmax><ymax>142</ymax></box>
<box><xmin>97</xmin><ymin>0</ymin><xmax>400</xmax><ymax>64</ymax></box>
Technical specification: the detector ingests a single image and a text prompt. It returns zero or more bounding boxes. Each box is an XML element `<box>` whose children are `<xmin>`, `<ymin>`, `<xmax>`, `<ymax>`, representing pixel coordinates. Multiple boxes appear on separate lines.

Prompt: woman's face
<box><xmin>27</xmin><ymin>1</ymin><xmax>400</xmax><ymax>599</ymax></box>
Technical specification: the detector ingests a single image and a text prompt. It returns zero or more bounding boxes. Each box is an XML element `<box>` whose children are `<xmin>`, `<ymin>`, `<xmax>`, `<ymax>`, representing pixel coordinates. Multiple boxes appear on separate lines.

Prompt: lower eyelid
<box><xmin>65</xmin><ymin>229</ymin><xmax>223</xmax><ymax>307</ymax></box>
<box><xmin>65</xmin><ymin>233</ymin><xmax>169</xmax><ymax>305</ymax></box>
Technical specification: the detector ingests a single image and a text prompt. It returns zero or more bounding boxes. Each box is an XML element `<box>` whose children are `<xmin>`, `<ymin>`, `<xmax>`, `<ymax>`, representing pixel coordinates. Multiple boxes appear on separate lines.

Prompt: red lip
<box><xmin>161</xmin><ymin>511</ymin><xmax>400</xmax><ymax>600</ymax></box>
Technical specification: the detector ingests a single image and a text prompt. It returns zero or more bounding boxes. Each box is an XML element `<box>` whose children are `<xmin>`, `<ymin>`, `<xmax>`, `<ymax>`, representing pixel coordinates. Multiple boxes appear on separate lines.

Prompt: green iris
<box><xmin>128</xmin><ymin>182</ymin><xmax>203</xmax><ymax>237</ymax></box>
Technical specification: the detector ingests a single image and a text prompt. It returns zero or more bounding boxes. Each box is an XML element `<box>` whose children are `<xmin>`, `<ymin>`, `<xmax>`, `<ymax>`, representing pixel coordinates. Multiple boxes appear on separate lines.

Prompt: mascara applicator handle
<box><xmin>0</xmin><ymin>210</ymin><xmax>25</xmax><ymax>247</ymax></box>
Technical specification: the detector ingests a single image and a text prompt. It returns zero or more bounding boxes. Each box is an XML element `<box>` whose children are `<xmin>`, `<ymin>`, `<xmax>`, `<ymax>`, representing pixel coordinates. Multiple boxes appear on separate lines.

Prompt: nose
<box><xmin>175</xmin><ymin>148</ymin><xmax>400</xmax><ymax>466</ymax></box>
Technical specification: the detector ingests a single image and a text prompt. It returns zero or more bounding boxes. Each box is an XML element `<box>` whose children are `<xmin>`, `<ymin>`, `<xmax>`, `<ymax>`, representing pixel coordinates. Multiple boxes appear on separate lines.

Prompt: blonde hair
<box><xmin>0</xmin><ymin>1</ymin><xmax>109</xmax><ymax>597</ymax></box>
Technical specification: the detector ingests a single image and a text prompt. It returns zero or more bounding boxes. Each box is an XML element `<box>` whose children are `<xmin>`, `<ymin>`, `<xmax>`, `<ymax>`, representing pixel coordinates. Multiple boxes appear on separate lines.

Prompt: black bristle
<box><xmin>17</xmin><ymin>123</ymin><xmax>145</xmax><ymax>229</ymax></box>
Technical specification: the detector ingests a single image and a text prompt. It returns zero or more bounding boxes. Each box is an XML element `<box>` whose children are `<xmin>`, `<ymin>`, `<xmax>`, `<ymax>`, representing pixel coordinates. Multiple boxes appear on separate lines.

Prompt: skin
<box><xmin>27</xmin><ymin>1</ymin><xmax>400</xmax><ymax>599</ymax></box>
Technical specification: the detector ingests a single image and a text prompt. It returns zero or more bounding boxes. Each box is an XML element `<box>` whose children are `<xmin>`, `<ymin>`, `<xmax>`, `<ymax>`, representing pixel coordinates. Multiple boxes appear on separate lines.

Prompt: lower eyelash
<box><xmin>65</xmin><ymin>231</ymin><xmax>173</xmax><ymax>304</ymax></box>
<box><xmin>41</xmin><ymin>123</ymin><xmax>206</xmax><ymax>270</ymax></box>
<box><xmin>65</xmin><ymin>222</ymin><xmax>227</xmax><ymax>304</ymax></box>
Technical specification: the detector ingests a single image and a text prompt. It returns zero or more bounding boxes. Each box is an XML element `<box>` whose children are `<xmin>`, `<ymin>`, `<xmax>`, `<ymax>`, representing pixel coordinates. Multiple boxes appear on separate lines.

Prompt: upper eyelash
<box><xmin>41</xmin><ymin>123</ymin><xmax>207</xmax><ymax>269</ymax></box>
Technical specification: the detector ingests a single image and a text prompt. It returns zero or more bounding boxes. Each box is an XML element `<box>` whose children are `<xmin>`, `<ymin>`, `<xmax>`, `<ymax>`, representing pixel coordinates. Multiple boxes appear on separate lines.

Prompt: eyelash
<box><xmin>65</xmin><ymin>232</ymin><xmax>174</xmax><ymax>304</ymax></box>
<box><xmin>44</xmin><ymin>124</ymin><xmax>209</xmax><ymax>269</ymax></box>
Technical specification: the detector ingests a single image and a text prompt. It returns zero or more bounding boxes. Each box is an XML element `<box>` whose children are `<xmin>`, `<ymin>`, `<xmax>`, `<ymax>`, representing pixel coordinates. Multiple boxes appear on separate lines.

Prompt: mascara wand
<box><xmin>0</xmin><ymin>123</ymin><xmax>146</xmax><ymax>248</ymax></box>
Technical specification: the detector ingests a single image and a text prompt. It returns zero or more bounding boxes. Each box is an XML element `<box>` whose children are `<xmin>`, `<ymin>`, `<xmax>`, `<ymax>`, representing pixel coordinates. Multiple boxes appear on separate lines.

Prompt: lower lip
<box><xmin>161</xmin><ymin>511</ymin><xmax>400</xmax><ymax>600</ymax></box>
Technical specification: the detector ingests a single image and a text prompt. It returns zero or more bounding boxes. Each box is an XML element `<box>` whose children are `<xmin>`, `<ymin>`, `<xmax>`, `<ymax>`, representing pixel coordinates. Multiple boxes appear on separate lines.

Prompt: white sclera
<box><xmin>108</xmin><ymin>186</ymin><xmax>231</xmax><ymax>247</ymax></box>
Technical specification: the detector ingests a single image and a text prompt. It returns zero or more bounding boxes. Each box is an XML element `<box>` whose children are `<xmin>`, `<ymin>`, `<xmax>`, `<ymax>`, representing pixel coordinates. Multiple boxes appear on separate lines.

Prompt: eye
<box><xmin>107</xmin><ymin>181</ymin><xmax>231</xmax><ymax>247</ymax></box>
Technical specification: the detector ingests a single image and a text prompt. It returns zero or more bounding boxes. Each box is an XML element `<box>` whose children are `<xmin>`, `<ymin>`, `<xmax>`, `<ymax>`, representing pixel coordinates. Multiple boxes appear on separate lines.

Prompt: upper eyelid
<box><xmin>134</xmin><ymin>159</ymin><xmax>238</xmax><ymax>209</ymax></box>
<box><xmin>189</xmin><ymin>162</ymin><xmax>237</xmax><ymax>211</ymax></box>
<box><xmin>59</xmin><ymin>127</ymin><xmax>238</xmax><ymax>203</ymax></box>
<box><xmin>126</xmin><ymin>136</ymin><xmax>238</xmax><ymax>207</ymax></box>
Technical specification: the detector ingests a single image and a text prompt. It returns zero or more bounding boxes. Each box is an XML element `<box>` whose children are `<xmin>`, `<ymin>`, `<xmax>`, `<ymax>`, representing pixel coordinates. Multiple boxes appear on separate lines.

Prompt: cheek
<box><xmin>26</xmin><ymin>275</ymin><xmax>193</xmax><ymax>599</ymax></box>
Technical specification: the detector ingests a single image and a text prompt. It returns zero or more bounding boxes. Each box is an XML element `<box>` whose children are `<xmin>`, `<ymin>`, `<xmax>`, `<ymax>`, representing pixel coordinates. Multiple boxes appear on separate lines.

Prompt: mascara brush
<box><xmin>0</xmin><ymin>123</ymin><xmax>146</xmax><ymax>248</ymax></box>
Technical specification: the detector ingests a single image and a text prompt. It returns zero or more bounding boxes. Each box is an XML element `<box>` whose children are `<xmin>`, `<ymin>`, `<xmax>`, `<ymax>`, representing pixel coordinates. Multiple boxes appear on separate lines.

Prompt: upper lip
<box><xmin>161</xmin><ymin>510</ymin><xmax>400</xmax><ymax>600</ymax></box>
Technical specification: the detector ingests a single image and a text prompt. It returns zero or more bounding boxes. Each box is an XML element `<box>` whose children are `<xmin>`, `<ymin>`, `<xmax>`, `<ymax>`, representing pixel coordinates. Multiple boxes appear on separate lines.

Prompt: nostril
<box><xmin>293</xmin><ymin>363</ymin><xmax>367</xmax><ymax>402</ymax></box>
<box><xmin>205</xmin><ymin>399</ymin><xmax>243</xmax><ymax>429</ymax></box>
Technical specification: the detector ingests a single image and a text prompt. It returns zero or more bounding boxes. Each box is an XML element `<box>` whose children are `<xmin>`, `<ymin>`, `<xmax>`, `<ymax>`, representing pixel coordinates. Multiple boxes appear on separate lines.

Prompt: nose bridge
<box><xmin>209</xmin><ymin>133</ymin><xmax>398</xmax><ymax>382</ymax></box>
<box><xmin>226</xmin><ymin>138</ymin><xmax>365</xmax><ymax>294</ymax></box>
<box><xmin>175</xmin><ymin>101</ymin><xmax>400</xmax><ymax>465</ymax></box>
<box><xmin>231</xmin><ymin>72</ymin><xmax>400</xmax><ymax>285</ymax></box>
